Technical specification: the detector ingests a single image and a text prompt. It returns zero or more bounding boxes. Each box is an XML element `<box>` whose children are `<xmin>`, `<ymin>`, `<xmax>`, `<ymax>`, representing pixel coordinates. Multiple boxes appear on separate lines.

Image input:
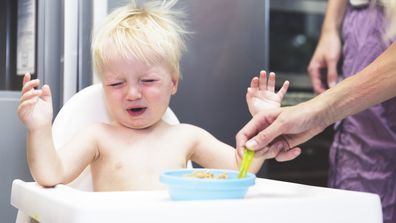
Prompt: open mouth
<box><xmin>127</xmin><ymin>107</ymin><xmax>147</xmax><ymax>116</ymax></box>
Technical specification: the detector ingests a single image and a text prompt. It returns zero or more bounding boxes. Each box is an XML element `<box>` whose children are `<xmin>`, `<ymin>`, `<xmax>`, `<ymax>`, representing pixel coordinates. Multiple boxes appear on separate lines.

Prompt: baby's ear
<box><xmin>171</xmin><ymin>78</ymin><xmax>179</xmax><ymax>95</ymax></box>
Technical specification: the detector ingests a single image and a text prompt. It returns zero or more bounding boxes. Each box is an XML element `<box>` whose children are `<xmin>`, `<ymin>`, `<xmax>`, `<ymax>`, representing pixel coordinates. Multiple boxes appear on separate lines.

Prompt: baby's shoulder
<box><xmin>79</xmin><ymin>122</ymin><xmax>114</xmax><ymax>136</ymax></box>
<box><xmin>170</xmin><ymin>123</ymin><xmax>197</xmax><ymax>130</ymax></box>
<box><xmin>168</xmin><ymin>123</ymin><xmax>210</xmax><ymax>136</ymax></box>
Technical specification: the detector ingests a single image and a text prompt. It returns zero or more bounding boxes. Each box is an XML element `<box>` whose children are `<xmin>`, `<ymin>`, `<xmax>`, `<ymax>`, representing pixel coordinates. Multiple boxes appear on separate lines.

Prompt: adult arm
<box><xmin>307</xmin><ymin>0</ymin><xmax>348</xmax><ymax>93</ymax></box>
<box><xmin>237</xmin><ymin>42</ymin><xmax>396</xmax><ymax>158</ymax></box>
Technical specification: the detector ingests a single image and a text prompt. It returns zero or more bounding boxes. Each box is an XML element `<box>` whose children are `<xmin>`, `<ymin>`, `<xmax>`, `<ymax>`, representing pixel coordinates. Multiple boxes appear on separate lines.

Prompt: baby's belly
<box><xmin>92</xmin><ymin>164</ymin><xmax>184</xmax><ymax>192</ymax></box>
<box><xmin>93</xmin><ymin>173</ymin><xmax>168</xmax><ymax>191</ymax></box>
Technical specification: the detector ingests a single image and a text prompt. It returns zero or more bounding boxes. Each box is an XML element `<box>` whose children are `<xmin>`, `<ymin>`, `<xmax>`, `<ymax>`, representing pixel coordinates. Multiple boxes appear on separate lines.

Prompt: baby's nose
<box><xmin>126</xmin><ymin>85</ymin><xmax>142</xmax><ymax>100</ymax></box>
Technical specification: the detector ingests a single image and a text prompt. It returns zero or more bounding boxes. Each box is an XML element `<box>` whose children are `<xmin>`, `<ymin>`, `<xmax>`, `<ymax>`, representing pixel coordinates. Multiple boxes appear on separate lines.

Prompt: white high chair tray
<box><xmin>11</xmin><ymin>178</ymin><xmax>382</xmax><ymax>223</ymax></box>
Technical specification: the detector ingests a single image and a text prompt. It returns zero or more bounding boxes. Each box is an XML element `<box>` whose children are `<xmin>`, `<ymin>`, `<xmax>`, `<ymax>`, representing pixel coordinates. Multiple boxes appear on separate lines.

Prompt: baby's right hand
<box><xmin>17</xmin><ymin>73</ymin><xmax>53</xmax><ymax>130</ymax></box>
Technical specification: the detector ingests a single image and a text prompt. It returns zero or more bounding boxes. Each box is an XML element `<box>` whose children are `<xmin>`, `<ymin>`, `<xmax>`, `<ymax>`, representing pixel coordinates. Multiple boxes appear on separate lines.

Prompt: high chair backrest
<box><xmin>52</xmin><ymin>84</ymin><xmax>183</xmax><ymax>191</ymax></box>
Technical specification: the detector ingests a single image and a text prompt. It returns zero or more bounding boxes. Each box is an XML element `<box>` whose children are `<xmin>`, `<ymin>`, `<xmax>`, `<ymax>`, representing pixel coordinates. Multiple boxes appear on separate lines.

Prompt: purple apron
<box><xmin>328</xmin><ymin>3</ymin><xmax>396</xmax><ymax>223</ymax></box>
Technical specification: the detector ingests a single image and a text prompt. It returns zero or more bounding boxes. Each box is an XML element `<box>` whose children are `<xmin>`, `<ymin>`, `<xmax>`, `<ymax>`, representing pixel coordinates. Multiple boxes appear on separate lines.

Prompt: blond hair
<box><xmin>91</xmin><ymin>0</ymin><xmax>187</xmax><ymax>80</ymax></box>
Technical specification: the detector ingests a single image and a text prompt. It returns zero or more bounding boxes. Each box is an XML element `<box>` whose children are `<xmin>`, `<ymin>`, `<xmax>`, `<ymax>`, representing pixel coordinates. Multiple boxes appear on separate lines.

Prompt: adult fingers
<box><xmin>236</xmin><ymin>110</ymin><xmax>277</xmax><ymax>149</ymax></box>
<box><xmin>286</xmin><ymin>127</ymin><xmax>324</xmax><ymax>149</ymax></box>
<box><xmin>327</xmin><ymin>58</ymin><xmax>338</xmax><ymax>88</ymax></box>
<box><xmin>275</xmin><ymin>147</ymin><xmax>302</xmax><ymax>162</ymax></box>
<box><xmin>244</xmin><ymin>114</ymin><xmax>286</xmax><ymax>153</ymax></box>
<box><xmin>307</xmin><ymin>62</ymin><xmax>325</xmax><ymax>94</ymax></box>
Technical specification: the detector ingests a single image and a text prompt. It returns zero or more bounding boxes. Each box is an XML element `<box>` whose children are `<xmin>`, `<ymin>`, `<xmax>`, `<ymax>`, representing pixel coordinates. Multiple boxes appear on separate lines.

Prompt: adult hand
<box><xmin>307</xmin><ymin>32</ymin><xmax>342</xmax><ymax>94</ymax></box>
<box><xmin>236</xmin><ymin>103</ymin><xmax>328</xmax><ymax>161</ymax></box>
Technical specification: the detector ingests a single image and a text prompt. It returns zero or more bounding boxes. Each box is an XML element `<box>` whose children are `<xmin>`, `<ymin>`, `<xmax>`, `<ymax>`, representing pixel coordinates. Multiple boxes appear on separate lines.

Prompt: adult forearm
<box><xmin>317</xmin><ymin>42</ymin><xmax>396</xmax><ymax>126</ymax></box>
<box><xmin>27</xmin><ymin>126</ymin><xmax>64</xmax><ymax>186</ymax></box>
<box><xmin>321</xmin><ymin>0</ymin><xmax>348</xmax><ymax>34</ymax></box>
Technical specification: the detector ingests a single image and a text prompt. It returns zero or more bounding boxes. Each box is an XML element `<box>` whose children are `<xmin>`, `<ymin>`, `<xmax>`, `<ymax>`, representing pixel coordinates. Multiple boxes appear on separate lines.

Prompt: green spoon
<box><xmin>238</xmin><ymin>148</ymin><xmax>255</xmax><ymax>178</ymax></box>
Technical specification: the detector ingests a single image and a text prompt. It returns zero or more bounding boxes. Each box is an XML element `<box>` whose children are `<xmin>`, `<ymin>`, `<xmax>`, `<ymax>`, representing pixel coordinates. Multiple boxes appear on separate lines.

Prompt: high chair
<box><xmin>12</xmin><ymin>83</ymin><xmax>186</xmax><ymax>222</ymax></box>
<box><xmin>11</xmin><ymin>85</ymin><xmax>383</xmax><ymax>223</ymax></box>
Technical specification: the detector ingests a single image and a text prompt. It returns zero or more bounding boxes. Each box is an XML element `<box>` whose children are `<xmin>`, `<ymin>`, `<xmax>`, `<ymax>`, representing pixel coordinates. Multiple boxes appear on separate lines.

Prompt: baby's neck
<box><xmin>111</xmin><ymin>119</ymin><xmax>169</xmax><ymax>133</ymax></box>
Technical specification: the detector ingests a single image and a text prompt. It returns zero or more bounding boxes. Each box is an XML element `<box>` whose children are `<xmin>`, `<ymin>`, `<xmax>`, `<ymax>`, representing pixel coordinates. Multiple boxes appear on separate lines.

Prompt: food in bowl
<box><xmin>160</xmin><ymin>168</ymin><xmax>256</xmax><ymax>200</ymax></box>
<box><xmin>183</xmin><ymin>170</ymin><xmax>228</xmax><ymax>179</ymax></box>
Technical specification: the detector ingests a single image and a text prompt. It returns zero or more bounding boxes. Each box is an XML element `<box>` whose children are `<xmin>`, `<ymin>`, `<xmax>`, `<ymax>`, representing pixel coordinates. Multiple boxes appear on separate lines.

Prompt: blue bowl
<box><xmin>160</xmin><ymin>169</ymin><xmax>256</xmax><ymax>200</ymax></box>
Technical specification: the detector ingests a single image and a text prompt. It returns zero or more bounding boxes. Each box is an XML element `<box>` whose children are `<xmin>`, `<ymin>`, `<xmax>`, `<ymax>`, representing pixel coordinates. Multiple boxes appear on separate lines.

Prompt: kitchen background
<box><xmin>0</xmin><ymin>0</ymin><xmax>331</xmax><ymax>222</ymax></box>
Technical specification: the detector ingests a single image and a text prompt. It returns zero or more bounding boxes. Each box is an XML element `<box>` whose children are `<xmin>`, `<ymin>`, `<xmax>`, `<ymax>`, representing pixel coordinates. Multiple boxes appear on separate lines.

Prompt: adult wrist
<box><xmin>303</xmin><ymin>94</ymin><xmax>334</xmax><ymax>130</ymax></box>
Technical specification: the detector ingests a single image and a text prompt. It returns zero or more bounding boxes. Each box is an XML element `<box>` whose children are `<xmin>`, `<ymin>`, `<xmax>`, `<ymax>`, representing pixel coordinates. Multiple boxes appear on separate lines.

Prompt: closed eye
<box><xmin>141</xmin><ymin>79</ymin><xmax>158</xmax><ymax>86</ymax></box>
<box><xmin>108</xmin><ymin>82</ymin><xmax>123</xmax><ymax>87</ymax></box>
<box><xmin>141</xmin><ymin>79</ymin><xmax>156</xmax><ymax>83</ymax></box>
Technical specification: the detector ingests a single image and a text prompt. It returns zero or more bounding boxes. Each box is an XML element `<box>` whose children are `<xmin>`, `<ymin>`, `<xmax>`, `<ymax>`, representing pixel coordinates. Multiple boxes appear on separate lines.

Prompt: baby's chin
<box><xmin>120</xmin><ymin>119</ymin><xmax>163</xmax><ymax>130</ymax></box>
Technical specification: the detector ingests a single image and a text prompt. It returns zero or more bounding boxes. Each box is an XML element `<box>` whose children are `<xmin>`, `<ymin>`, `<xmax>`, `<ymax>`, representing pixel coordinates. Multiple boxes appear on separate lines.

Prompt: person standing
<box><xmin>307</xmin><ymin>0</ymin><xmax>396</xmax><ymax>222</ymax></box>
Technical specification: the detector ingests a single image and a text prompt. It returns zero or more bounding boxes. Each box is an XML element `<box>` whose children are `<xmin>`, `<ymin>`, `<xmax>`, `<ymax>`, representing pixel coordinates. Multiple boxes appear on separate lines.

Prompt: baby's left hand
<box><xmin>246</xmin><ymin>70</ymin><xmax>289</xmax><ymax>116</ymax></box>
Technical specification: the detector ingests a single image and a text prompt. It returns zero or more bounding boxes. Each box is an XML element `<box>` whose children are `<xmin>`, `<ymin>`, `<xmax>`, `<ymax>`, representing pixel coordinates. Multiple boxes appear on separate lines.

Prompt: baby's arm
<box><xmin>17</xmin><ymin>73</ymin><xmax>97</xmax><ymax>187</ymax></box>
<box><xmin>246</xmin><ymin>70</ymin><xmax>289</xmax><ymax>116</ymax></box>
<box><xmin>17</xmin><ymin>73</ymin><xmax>59</xmax><ymax>186</ymax></box>
<box><xmin>186</xmin><ymin>125</ymin><xmax>265</xmax><ymax>174</ymax></box>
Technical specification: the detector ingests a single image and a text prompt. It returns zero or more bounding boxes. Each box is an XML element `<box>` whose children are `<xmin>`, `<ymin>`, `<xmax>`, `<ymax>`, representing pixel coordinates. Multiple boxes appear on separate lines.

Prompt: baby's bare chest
<box><xmin>101</xmin><ymin>137</ymin><xmax>190</xmax><ymax>165</ymax></box>
<box><xmin>91</xmin><ymin>136</ymin><xmax>192</xmax><ymax>189</ymax></box>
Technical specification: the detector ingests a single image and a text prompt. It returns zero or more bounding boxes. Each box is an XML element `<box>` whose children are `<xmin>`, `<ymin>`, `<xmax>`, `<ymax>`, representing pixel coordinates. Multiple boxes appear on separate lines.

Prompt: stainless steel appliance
<box><xmin>265</xmin><ymin>0</ymin><xmax>334</xmax><ymax>186</ymax></box>
<box><xmin>269</xmin><ymin>0</ymin><xmax>327</xmax><ymax>104</ymax></box>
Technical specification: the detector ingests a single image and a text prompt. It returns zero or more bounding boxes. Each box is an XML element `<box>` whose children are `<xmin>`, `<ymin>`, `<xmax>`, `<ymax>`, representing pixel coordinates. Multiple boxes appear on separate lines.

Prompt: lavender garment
<box><xmin>328</xmin><ymin>4</ymin><xmax>396</xmax><ymax>223</ymax></box>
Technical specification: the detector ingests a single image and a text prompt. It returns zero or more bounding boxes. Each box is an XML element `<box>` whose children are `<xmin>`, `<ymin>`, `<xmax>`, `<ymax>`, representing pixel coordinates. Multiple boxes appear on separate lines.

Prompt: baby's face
<box><xmin>101</xmin><ymin>56</ymin><xmax>178</xmax><ymax>129</ymax></box>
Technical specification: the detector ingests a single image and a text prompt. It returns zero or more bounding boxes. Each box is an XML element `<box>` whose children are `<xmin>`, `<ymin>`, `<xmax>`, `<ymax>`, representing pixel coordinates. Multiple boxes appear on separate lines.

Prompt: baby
<box><xmin>17</xmin><ymin>0</ymin><xmax>290</xmax><ymax>192</ymax></box>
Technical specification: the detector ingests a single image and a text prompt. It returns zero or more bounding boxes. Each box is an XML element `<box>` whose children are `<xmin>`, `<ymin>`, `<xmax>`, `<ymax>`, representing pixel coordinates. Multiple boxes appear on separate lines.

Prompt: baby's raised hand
<box><xmin>246</xmin><ymin>71</ymin><xmax>289</xmax><ymax>116</ymax></box>
<box><xmin>17</xmin><ymin>73</ymin><xmax>53</xmax><ymax>130</ymax></box>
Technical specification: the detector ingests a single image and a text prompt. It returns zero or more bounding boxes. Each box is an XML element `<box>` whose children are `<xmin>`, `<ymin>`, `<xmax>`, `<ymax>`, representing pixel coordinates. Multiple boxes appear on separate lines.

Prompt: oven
<box><xmin>259</xmin><ymin>0</ymin><xmax>334</xmax><ymax>187</ymax></box>
<box><xmin>268</xmin><ymin>0</ymin><xmax>326</xmax><ymax>105</ymax></box>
